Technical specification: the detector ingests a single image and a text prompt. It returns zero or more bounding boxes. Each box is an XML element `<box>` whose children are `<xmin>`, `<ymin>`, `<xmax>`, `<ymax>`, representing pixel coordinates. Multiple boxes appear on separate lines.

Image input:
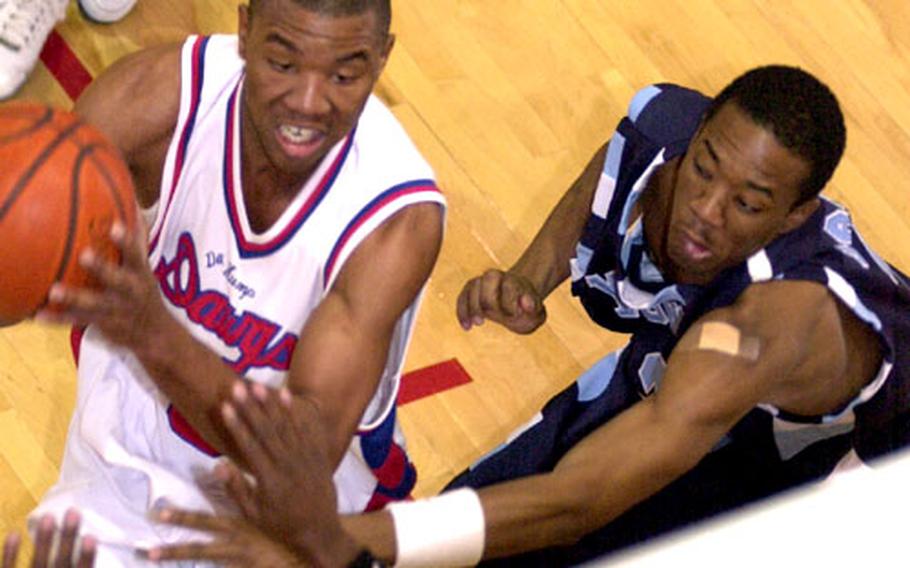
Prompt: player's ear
<box><xmin>780</xmin><ymin>197</ymin><xmax>819</xmax><ymax>234</ymax></box>
<box><xmin>238</xmin><ymin>4</ymin><xmax>250</xmax><ymax>60</ymax></box>
<box><xmin>375</xmin><ymin>33</ymin><xmax>395</xmax><ymax>77</ymax></box>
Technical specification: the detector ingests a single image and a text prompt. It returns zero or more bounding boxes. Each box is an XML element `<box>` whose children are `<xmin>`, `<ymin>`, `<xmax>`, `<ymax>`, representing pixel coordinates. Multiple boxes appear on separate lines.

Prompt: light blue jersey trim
<box><xmin>628</xmin><ymin>85</ymin><xmax>663</xmax><ymax>123</ymax></box>
<box><xmin>577</xmin><ymin>348</ymin><xmax>625</xmax><ymax>402</ymax></box>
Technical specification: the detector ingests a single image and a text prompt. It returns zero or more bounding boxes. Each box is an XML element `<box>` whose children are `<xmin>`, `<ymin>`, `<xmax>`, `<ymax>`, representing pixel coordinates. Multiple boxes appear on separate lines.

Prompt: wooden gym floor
<box><xmin>3</xmin><ymin>0</ymin><xmax>910</xmax><ymax>559</ymax></box>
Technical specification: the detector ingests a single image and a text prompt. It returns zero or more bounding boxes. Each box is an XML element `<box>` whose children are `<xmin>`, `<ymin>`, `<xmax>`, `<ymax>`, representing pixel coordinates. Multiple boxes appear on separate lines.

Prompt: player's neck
<box><xmin>641</xmin><ymin>158</ymin><xmax>679</xmax><ymax>281</ymax></box>
<box><xmin>238</xmin><ymin>122</ymin><xmax>321</xmax><ymax>233</ymax></box>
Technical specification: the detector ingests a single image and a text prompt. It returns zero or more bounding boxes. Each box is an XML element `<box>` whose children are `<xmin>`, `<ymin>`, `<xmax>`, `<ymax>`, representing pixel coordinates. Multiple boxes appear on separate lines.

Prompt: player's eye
<box><xmin>268</xmin><ymin>58</ymin><xmax>293</xmax><ymax>73</ymax></box>
<box><xmin>693</xmin><ymin>159</ymin><xmax>712</xmax><ymax>180</ymax></box>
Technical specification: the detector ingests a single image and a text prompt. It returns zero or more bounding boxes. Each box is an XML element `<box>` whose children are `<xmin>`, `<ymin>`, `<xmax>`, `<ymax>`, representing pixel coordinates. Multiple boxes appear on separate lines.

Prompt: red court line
<box><xmin>74</xmin><ymin>323</ymin><xmax>471</xmax><ymax>404</ymax></box>
<box><xmin>40</xmin><ymin>29</ymin><xmax>93</xmax><ymax>101</ymax></box>
<box><xmin>398</xmin><ymin>359</ymin><xmax>472</xmax><ymax>405</ymax></box>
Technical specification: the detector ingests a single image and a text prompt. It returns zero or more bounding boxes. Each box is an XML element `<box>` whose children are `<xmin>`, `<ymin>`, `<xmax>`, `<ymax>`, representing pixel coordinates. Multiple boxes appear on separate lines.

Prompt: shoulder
<box><xmin>622</xmin><ymin>83</ymin><xmax>711</xmax><ymax>147</ymax></box>
<box><xmin>347</xmin><ymin>96</ymin><xmax>436</xmax><ymax>183</ymax></box>
<box><xmin>725</xmin><ymin>280</ymin><xmax>832</xmax><ymax>339</ymax></box>
<box><xmin>75</xmin><ymin>42</ymin><xmax>183</xmax><ymax>155</ymax></box>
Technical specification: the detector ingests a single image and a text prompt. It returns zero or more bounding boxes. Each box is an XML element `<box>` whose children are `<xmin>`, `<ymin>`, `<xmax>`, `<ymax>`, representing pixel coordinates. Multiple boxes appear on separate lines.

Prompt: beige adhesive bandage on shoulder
<box><xmin>696</xmin><ymin>321</ymin><xmax>761</xmax><ymax>361</ymax></box>
<box><xmin>387</xmin><ymin>488</ymin><xmax>485</xmax><ymax>567</ymax></box>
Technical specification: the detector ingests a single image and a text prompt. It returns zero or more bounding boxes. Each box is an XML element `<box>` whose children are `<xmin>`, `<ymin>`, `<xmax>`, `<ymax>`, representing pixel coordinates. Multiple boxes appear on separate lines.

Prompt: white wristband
<box><xmin>387</xmin><ymin>488</ymin><xmax>486</xmax><ymax>567</ymax></box>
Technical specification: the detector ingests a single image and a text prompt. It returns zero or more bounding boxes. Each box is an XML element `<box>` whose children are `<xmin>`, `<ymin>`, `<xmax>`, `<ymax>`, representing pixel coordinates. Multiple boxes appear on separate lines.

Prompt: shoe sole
<box><xmin>76</xmin><ymin>0</ymin><xmax>135</xmax><ymax>24</ymax></box>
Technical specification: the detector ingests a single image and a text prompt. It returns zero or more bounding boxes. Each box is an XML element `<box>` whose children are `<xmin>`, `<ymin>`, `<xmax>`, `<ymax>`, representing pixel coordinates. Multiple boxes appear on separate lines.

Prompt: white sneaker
<box><xmin>0</xmin><ymin>0</ymin><xmax>69</xmax><ymax>100</ymax></box>
<box><xmin>77</xmin><ymin>0</ymin><xmax>136</xmax><ymax>24</ymax></box>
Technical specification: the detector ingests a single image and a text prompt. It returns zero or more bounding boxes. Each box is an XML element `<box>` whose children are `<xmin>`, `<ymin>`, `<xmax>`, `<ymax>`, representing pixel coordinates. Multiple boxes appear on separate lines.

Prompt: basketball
<box><xmin>0</xmin><ymin>101</ymin><xmax>137</xmax><ymax>326</ymax></box>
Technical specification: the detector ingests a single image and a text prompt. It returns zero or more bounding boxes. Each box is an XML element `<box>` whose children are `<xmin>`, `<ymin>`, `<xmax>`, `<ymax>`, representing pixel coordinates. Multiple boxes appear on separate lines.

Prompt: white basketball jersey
<box><xmin>33</xmin><ymin>34</ymin><xmax>445</xmax><ymax>563</ymax></box>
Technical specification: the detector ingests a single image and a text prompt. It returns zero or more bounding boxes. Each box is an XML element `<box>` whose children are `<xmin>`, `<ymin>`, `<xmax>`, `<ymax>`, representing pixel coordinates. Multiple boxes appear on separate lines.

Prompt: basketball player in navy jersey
<box><xmin>149</xmin><ymin>65</ymin><xmax>910</xmax><ymax>567</ymax></box>
<box><xmin>29</xmin><ymin>0</ymin><xmax>445</xmax><ymax>564</ymax></box>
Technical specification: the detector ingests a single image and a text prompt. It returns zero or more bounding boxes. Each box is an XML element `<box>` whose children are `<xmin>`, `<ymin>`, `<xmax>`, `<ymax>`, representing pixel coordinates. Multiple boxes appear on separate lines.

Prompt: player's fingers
<box><xmin>455</xmin><ymin>280</ymin><xmax>475</xmax><ymax>329</ymax></box>
<box><xmin>52</xmin><ymin>509</ymin><xmax>80</xmax><ymax>568</ymax></box>
<box><xmin>143</xmin><ymin>541</ymin><xmax>234</xmax><ymax>563</ymax></box>
<box><xmin>249</xmin><ymin>383</ymin><xmax>291</xmax><ymax>438</ymax></box>
<box><xmin>111</xmin><ymin>222</ymin><xmax>149</xmax><ymax>268</ymax></box>
<box><xmin>46</xmin><ymin>284</ymin><xmax>106</xmax><ymax>320</ymax></box>
<box><xmin>466</xmin><ymin>277</ymin><xmax>486</xmax><ymax>327</ymax></box>
<box><xmin>214</xmin><ymin>461</ymin><xmax>260</xmax><ymax>521</ymax></box>
<box><xmin>499</xmin><ymin>274</ymin><xmax>527</xmax><ymax>317</ymax></box>
<box><xmin>478</xmin><ymin>269</ymin><xmax>506</xmax><ymax>316</ymax></box>
<box><xmin>279</xmin><ymin>386</ymin><xmax>293</xmax><ymax>409</ymax></box>
<box><xmin>77</xmin><ymin>248</ymin><xmax>117</xmax><ymax>285</ymax></box>
<box><xmin>152</xmin><ymin>508</ymin><xmax>227</xmax><ymax>533</ymax></box>
<box><xmin>33</xmin><ymin>309</ymin><xmax>73</xmax><ymax>325</ymax></box>
<box><xmin>284</xmin><ymin>395</ymin><xmax>332</xmax><ymax>466</ymax></box>
<box><xmin>518</xmin><ymin>291</ymin><xmax>541</xmax><ymax>315</ymax></box>
<box><xmin>278</xmin><ymin>391</ymin><xmax>326</xmax><ymax>460</ymax></box>
<box><xmin>76</xmin><ymin>536</ymin><xmax>96</xmax><ymax>568</ymax></box>
<box><xmin>230</xmin><ymin>383</ymin><xmax>284</xmax><ymax>464</ymax></box>
<box><xmin>222</xmin><ymin>398</ymin><xmax>275</xmax><ymax>480</ymax></box>
<box><xmin>2</xmin><ymin>532</ymin><xmax>20</xmax><ymax>568</ymax></box>
<box><xmin>31</xmin><ymin>514</ymin><xmax>56</xmax><ymax>568</ymax></box>
<box><xmin>37</xmin><ymin>285</ymin><xmax>136</xmax><ymax>335</ymax></box>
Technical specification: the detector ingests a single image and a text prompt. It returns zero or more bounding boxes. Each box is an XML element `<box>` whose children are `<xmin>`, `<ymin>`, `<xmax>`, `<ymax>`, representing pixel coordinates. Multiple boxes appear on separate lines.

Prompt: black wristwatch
<box><xmin>348</xmin><ymin>548</ymin><xmax>386</xmax><ymax>568</ymax></box>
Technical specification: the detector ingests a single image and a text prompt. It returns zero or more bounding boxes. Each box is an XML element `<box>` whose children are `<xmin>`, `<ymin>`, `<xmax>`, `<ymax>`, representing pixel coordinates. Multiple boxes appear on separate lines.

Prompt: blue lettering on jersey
<box><xmin>824</xmin><ymin>209</ymin><xmax>852</xmax><ymax>245</ymax></box>
<box><xmin>155</xmin><ymin>232</ymin><xmax>298</xmax><ymax>374</ymax></box>
<box><xmin>585</xmin><ymin>272</ymin><xmax>686</xmax><ymax>333</ymax></box>
<box><xmin>824</xmin><ymin>209</ymin><xmax>870</xmax><ymax>269</ymax></box>
<box><xmin>638</xmin><ymin>352</ymin><xmax>667</xmax><ymax>395</ymax></box>
<box><xmin>204</xmin><ymin>251</ymin><xmax>257</xmax><ymax>299</ymax></box>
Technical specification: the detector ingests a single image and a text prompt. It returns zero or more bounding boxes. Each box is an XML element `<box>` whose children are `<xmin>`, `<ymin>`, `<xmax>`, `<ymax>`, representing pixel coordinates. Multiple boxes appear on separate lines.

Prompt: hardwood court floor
<box><xmin>3</xmin><ymin>0</ymin><xmax>910</xmax><ymax>557</ymax></box>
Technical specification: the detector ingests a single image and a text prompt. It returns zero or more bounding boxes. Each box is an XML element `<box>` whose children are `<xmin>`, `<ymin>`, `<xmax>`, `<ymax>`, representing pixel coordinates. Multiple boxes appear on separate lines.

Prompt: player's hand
<box><xmin>36</xmin><ymin>222</ymin><xmax>172</xmax><ymax>353</ymax></box>
<box><xmin>214</xmin><ymin>383</ymin><xmax>361</xmax><ymax>566</ymax></box>
<box><xmin>3</xmin><ymin>510</ymin><xmax>97</xmax><ymax>568</ymax></box>
<box><xmin>144</xmin><ymin>509</ymin><xmax>305</xmax><ymax>567</ymax></box>
<box><xmin>456</xmin><ymin>269</ymin><xmax>546</xmax><ymax>334</ymax></box>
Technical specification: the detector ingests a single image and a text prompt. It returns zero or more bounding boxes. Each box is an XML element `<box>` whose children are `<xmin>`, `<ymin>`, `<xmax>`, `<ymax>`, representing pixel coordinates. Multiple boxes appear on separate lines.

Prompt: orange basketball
<box><xmin>0</xmin><ymin>102</ymin><xmax>137</xmax><ymax>325</ymax></box>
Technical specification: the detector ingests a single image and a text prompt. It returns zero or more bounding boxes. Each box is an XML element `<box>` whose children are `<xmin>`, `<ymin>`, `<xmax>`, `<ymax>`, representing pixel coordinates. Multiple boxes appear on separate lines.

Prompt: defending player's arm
<box><xmin>345</xmin><ymin>280</ymin><xmax>880</xmax><ymax>563</ymax></box>
<box><xmin>150</xmin><ymin>281</ymin><xmax>876</xmax><ymax>564</ymax></box>
<box><xmin>457</xmin><ymin>142</ymin><xmax>608</xmax><ymax>333</ymax></box>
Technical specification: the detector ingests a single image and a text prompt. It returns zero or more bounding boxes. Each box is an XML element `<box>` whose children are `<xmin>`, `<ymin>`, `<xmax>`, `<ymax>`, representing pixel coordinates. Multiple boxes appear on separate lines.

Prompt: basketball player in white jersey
<box><xmin>30</xmin><ymin>0</ymin><xmax>445</xmax><ymax>564</ymax></box>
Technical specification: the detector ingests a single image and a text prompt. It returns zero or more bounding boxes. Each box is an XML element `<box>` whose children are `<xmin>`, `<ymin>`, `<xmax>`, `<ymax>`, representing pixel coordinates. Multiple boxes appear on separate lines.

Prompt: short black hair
<box><xmin>248</xmin><ymin>0</ymin><xmax>391</xmax><ymax>38</ymax></box>
<box><xmin>704</xmin><ymin>65</ymin><xmax>846</xmax><ymax>203</ymax></box>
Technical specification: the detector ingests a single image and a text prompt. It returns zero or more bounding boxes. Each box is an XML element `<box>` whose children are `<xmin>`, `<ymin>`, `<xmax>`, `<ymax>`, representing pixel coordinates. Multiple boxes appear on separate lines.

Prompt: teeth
<box><xmin>279</xmin><ymin>125</ymin><xmax>318</xmax><ymax>144</ymax></box>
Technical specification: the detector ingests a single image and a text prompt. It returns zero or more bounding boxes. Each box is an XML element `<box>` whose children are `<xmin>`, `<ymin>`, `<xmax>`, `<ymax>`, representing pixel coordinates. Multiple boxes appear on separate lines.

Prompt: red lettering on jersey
<box><xmin>154</xmin><ymin>233</ymin><xmax>298</xmax><ymax>375</ymax></box>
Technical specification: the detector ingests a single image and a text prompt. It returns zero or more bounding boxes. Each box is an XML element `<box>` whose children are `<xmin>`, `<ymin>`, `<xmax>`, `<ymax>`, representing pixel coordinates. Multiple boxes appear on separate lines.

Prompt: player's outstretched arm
<box><xmin>457</xmin><ymin>142</ymin><xmax>607</xmax><ymax>333</ymax></box>
<box><xmin>348</xmin><ymin>280</ymin><xmax>878</xmax><ymax>564</ymax></box>
<box><xmin>461</xmin><ymin>280</ymin><xmax>879</xmax><ymax>559</ymax></box>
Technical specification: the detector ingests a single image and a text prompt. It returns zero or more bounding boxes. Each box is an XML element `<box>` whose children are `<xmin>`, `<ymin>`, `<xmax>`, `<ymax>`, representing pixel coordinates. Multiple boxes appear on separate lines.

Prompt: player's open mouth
<box><xmin>678</xmin><ymin>230</ymin><xmax>714</xmax><ymax>262</ymax></box>
<box><xmin>277</xmin><ymin>124</ymin><xmax>323</xmax><ymax>157</ymax></box>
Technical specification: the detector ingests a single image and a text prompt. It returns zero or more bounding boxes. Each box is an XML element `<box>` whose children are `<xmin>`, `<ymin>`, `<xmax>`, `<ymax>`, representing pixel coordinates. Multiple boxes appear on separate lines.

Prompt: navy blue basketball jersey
<box><xmin>570</xmin><ymin>83</ymin><xmax>910</xmax><ymax>462</ymax></box>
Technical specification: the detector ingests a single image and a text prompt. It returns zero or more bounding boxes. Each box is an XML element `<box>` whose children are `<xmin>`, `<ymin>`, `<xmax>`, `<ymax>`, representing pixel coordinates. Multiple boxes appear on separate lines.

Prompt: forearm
<box><xmin>341</xmin><ymin>512</ymin><xmax>397</xmax><ymax>563</ymax></box>
<box><xmin>509</xmin><ymin>144</ymin><xmax>607</xmax><ymax>298</ymax></box>
<box><xmin>341</xmin><ymin>400</ymin><xmax>715</xmax><ymax>565</ymax></box>
<box><xmin>480</xmin><ymin>402</ymin><xmax>707</xmax><ymax>557</ymax></box>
